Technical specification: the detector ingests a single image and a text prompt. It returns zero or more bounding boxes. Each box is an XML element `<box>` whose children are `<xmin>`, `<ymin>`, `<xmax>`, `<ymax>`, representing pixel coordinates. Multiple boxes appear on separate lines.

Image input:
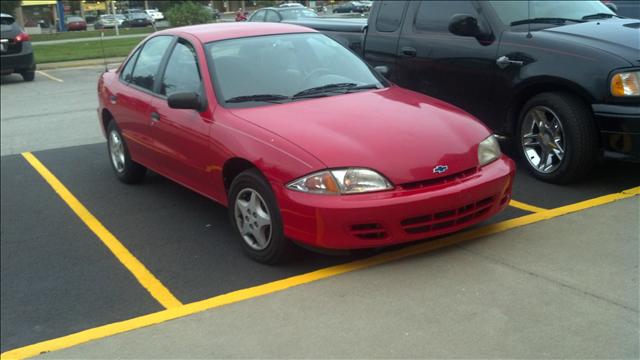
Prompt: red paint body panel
<box><xmin>97</xmin><ymin>23</ymin><xmax>516</xmax><ymax>250</ymax></box>
<box><xmin>277</xmin><ymin>156</ymin><xmax>514</xmax><ymax>249</ymax></box>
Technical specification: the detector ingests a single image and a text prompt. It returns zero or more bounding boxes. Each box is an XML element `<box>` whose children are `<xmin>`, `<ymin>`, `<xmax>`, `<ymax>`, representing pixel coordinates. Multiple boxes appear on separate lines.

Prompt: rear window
<box><xmin>1</xmin><ymin>16</ymin><xmax>16</xmax><ymax>31</ymax></box>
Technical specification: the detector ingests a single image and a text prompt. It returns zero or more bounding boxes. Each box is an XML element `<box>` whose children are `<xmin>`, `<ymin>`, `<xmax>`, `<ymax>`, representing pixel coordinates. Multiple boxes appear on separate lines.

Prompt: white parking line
<box><xmin>36</xmin><ymin>70</ymin><xmax>64</xmax><ymax>83</ymax></box>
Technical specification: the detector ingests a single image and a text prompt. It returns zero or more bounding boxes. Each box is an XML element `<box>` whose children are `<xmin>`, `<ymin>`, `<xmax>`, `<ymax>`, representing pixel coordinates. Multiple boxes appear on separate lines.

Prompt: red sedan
<box><xmin>65</xmin><ymin>16</ymin><xmax>87</xmax><ymax>31</ymax></box>
<box><xmin>97</xmin><ymin>23</ymin><xmax>515</xmax><ymax>263</ymax></box>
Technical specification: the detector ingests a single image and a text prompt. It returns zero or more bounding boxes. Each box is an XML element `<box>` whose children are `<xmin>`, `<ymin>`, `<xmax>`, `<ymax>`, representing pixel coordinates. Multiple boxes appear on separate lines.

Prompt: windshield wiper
<box><xmin>582</xmin><ymin>13</ymin><xmax>622</xmax><ymax>20</ymax></box>
<box><xmin>292</xmin><ymin>83</ymin><xmax>380</xmax><ymax>99</ymax></box>
<box><xmin>510</xmin><ymin>17</ymin><xmax>585</xmax><ymax>26</ymax></box>
<box><xmin>293</xmin><ymin>83</ymin><xmax>358</xmax><ymax>98</ymax></box>
<box><xmin>225</xmin><ymin>94</ymin><xmax>290</xmax><ymax>103</ymax></box>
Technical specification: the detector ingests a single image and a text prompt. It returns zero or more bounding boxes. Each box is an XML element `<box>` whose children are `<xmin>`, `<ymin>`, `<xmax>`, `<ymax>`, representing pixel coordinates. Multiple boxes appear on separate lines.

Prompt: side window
<box><xmin>160</xmin><ymin>39</ymin><xmax>201</xmax><ymax>96</ymax></box>
<box><xmin>131</xmin><ymin>36</ymin><xmax>173</xmax><ymax>91</ymax></box>
<box><xmin>376</xmin><ymin>0</ymin><xmax>406</xmax><ymax>32</ymax></box>
<box><xmin>250</xmin><ymin>10</ymin><xmax>266</xmax><ymax>22</ymax></box>
<box><xmin>120</xmin><ymin>48</ymin><xmax>140</xmax><ymax>83</ymax></box>
<box><xmin>265</xmin><ymin>10</ymin><xmax>280</xmax><ymax>22</ymax></box>
<box><xmin>414</xmin><ymin>1</ymin><xmax>477</xmax><ymax>32</ymax></box>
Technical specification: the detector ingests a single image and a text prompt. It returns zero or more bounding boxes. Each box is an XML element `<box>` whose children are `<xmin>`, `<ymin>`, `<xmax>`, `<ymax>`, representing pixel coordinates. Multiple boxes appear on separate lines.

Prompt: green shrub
<box><xmin>166</xmin><ymin>1</ymin><xmax>211</xmax><ymax>27</ymax></box>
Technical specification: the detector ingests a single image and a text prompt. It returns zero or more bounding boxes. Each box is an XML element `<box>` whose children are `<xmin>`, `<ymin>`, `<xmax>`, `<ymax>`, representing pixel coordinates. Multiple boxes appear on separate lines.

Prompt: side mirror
<box><xmin>374</xmin><ymin>65</ymin><xmax>390</xmax><ymax>77</ymax></box>
<box><xmin>449</xmin><ymin>14</ymin><xmax>485</xmax><ymax>38</ymax></box>
<box><xmin>168</xmin><ymin>92</ymin><xmax>204</xmax><ymax>111</ymax></box>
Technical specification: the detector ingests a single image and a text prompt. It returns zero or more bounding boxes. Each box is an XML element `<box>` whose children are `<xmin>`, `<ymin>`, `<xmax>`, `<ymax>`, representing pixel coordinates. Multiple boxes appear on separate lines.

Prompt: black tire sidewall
<box><xmin>21</xmin><ymin>71</ymin><xmax>35</xmax><ymax>81</ymax></box>
<box><xmin>517</xmin><ymin>92</ymin><xmax>597</xmax><ymax>184</ymax></box>
<box><xmin>228</xmin><ymin>169</ymin><xmax>290</xmax><ymax>264</ymax></box>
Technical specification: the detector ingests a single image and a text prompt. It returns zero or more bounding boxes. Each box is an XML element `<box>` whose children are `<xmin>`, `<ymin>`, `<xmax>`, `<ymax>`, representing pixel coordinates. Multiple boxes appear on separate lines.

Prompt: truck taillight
<box><xmin>15</xmin><ymin>32</ymin><xmax>31</xmax><ymax>42</ymax></box>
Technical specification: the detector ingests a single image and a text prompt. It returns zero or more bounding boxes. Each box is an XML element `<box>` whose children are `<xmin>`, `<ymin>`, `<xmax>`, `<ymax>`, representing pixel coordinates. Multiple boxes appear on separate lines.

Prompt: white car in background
<box><xmin>145</xmin><ymin>9</ymin><xmax>164</xmax><ymax>21</ymax></box>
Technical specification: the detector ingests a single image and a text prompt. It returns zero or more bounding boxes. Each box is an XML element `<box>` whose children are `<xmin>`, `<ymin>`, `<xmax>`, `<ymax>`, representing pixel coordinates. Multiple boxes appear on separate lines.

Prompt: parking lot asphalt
<box><xmin>1</xmin><ymin>66</ymin><xmax>639</xmax><ymax>358</ymax></box>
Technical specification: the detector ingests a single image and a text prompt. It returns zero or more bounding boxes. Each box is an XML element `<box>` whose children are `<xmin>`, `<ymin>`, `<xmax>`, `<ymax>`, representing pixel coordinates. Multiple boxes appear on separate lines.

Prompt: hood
<box><xmin>542</xmin><ymin>19</ymin><xmax>640</xmax><ymax>65</ymax></box>
<box><xmin>229</xmin><ymin>87</ymin><xmax>491</xmax><ymax>185</ymax></box>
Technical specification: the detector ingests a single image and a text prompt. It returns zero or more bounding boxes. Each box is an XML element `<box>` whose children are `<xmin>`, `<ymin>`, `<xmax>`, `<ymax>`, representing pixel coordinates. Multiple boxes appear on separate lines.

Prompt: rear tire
<box><xmin>517</xmin><ymin>92</ymin><xmax>598</xmax><ymax>184</ymax></box>
<box><xmin>228</xmin><ymin>169</ymin><xmax>292</xmax><ymax>264</ymax></box>
<box><xmin>106</xmin><ymin>121</ymin><xmax>147</xmax><ymax>184</ymax></box>
<box><xmin>21</xmin><ymin>70</ymin><xmax>35</xmax><ymax>82</ymax></box>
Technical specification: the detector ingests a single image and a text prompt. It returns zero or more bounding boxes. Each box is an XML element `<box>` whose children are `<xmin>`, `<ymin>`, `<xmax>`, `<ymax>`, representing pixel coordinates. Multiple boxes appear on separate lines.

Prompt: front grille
<box><xmin>401</xmin><ymin>168</ymin><xmax>477</xmax><ymax>190</ymax></box>
<box><xmin>401</xmin><ymin>195</ymin><xmax>496</xmax><ymax>235</ymax></box>
<box><xmin>349</xmin><ymin>223</ymin><xmax>387</xmax><ymax>240</ymax></box>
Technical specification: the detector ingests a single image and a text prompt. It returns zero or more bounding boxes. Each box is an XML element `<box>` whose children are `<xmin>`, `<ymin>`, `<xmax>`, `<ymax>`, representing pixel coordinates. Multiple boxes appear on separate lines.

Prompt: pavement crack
<box><xmin>455</xmin><ymin>244</ymin><xmax>639</xmax><ymax>314</ymax></box>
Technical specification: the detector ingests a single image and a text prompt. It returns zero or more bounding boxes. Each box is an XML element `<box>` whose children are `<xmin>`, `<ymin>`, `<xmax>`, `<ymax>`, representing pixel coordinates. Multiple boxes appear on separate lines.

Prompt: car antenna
<box><xmin>526</xmin><ymin>0</ymin><xmax>533</xmax><ymax>38</ymax></box>
<box><xmin>99</xmin><ymin>31</ymin><xmax>108</xmax><ymax>72</ymax></box>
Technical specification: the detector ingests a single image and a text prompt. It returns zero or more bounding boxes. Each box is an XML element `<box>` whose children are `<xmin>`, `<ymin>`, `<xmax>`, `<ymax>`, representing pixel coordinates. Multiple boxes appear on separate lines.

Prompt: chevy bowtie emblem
<box><xmin>433</xmin><ymin>165</ymin><xmax>448</xmax><ymax>174</ymax></box>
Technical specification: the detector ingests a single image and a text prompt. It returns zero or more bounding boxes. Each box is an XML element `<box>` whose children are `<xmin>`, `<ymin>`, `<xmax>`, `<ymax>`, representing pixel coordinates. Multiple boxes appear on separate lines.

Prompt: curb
<box><xmin>37</xmin><ymin>57</ymin><xmax>126</xmax><ymax>70</ymax></box>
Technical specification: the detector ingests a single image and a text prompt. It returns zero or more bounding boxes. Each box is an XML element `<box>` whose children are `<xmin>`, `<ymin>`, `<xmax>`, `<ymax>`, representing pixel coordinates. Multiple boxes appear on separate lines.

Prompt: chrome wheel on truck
<box><xmin>518</xmin><ymin>92</ymin><xmax>598</xmax><ymax>184</ymax></box>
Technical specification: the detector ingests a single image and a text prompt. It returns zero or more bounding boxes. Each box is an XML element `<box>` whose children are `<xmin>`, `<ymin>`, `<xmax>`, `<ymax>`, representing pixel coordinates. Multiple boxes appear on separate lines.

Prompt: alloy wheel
<box><xmin>234</xmin><ymin>188</ymin><xmax>272</xmax><ymax>251</ymax></box>
<box><xmin>521</xmin><ymin>105</ymin><xmax>566</xmax><ymax>174</ymax></box>
<box><xmin>109</xmin><ymin>130</ymin><xmax>126</xmax><ymax>173</ymax></box>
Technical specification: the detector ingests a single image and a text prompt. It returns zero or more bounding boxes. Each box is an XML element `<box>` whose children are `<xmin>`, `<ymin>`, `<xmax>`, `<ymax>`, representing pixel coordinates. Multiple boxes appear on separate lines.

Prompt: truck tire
<box><xmin>517</xmin><ymin>92</ymin><xmax>598</xmax><ymax>184</ymax></box>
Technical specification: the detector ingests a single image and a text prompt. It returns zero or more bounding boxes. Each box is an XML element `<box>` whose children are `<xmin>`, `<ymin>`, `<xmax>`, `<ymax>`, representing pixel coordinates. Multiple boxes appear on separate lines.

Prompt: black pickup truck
<box><xmin>291</xmin><ymin>1</ymin><xmax>640</xmax><ymax>183</ymax></box>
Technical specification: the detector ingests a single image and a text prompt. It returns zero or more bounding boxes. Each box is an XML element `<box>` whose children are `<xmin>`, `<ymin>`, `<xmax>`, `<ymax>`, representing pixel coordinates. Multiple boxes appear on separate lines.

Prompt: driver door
<box><xmin>149</xmin><ymin>37</ymin><xmax>214</xmax><ymax>194</ymax></box>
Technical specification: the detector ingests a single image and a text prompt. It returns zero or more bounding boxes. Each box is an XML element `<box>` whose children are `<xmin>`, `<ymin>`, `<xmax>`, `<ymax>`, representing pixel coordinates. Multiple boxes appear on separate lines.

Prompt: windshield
<box><xmin>206</xmin><ymin>33</ymin><xmax>384</xmax><ymax>106</ymax></box>
<box><xmin>489</xmin><ymin>1</ymin><xmax>615</xmax><ymax>25</ymax></box>
<box><xmin>279</xmin><ymin>8</ymin><xmax>318</xmax><ymax>20</ymax></box>
<box><xmin>66</xmin><ymin>16</ymin><xmax>83</xmax><ymax>22</ymax></box>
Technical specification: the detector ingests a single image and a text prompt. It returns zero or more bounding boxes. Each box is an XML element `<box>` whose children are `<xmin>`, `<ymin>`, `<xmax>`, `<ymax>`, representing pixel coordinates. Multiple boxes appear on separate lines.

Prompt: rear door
<box><xmin>394</xmin><ymin>0</ymin><xmax>500</xmax><ymax>123</ymax></box>
<box><xmin>362</xmin><ymin>0</ymin><xmax>409</xmax><ymax>77</ymax></box>
<box><xmin>111</xmin><ymin>35</ymin><xmax>174</xmax><ymax>167</ymax></box>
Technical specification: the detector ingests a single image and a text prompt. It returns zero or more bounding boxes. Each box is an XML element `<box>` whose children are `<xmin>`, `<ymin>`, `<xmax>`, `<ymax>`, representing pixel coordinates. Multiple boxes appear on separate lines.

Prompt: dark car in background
<box><xmin>605</xmin><ymin>0</ymin><xmax>640</xmax><ymax>18</ymax></box>
<box><xmin>123</xmin><ymin>13</ymin><xmax>153</xmax><ymax>27</ymax></box>
<box><xmin>249</xmin><ymin>7</ymin><xmax>318</xmax><ymax>22</ymax></box>
<box><xmin>0</xmin><ymin>13</ymin><xmax>35</xmax><ymax>81</ymax></box>
<box><xmin>296</xmin><ymin>0</ymin><xmax>640</xmax><ymax>183</ymax></box>
<box><xmin>65</xmin><ymin>16</ymin><xmax>87</xmax><ymax>31</ymax></box>
<box><xmin>332</xmin><ymin>1</ymin><xmax>368</xmax><ymax>13</ymax></box>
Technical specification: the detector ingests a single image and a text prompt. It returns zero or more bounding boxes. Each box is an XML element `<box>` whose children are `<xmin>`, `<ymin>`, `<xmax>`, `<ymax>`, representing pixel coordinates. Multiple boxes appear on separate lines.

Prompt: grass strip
<box><xmin>34</xmin><ymin>37</ymin><xmax>142</xmax><ymax>64</ymax></box>
<box><xmin>30</xmin><ymin>27</ymin><xmax>154</xmax><ymax>42</ymax></box>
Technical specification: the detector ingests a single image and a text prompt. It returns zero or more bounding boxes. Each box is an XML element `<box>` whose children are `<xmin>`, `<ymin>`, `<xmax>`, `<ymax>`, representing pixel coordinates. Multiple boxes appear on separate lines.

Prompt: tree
<box><xmin>0</xmin><ymin>1</ymin><xmax>21</xmax><ymax>16</ymax></box>
<box><xmin>166</xmin><ymin>1</ymin><xmax>211</xmax><ymax>27</ymax></box>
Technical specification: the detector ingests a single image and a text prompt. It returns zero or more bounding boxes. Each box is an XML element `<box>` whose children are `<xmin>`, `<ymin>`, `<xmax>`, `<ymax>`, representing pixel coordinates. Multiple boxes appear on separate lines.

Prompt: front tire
<box><xmin>228</xmin><ymin>169</ymin><xmax>292</xmax><ymax>264</ymax></box>
<box><xmin>106</xmin><ymin>121</ymin><xmax>147</xmax><ymax>184</ymax></box>
<box><xmin>517</xmin><ymin>92</ymin><xmax>598</xmax><ymax>184</ymax></box>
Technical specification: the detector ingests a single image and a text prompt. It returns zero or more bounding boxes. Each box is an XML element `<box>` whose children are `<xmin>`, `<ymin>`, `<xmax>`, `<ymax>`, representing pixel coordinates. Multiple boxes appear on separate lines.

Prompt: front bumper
<box><xmin>275</xmin><ymin>156</ymin><xmax>515</xmax><ymax>249</ymax></box>
<box><xmin>593</xmin><ymin>103</ymin><xmax>640</xmax><ymax>162</ymax></box>
<box><xmin>0</xmin><ymin>42</ymin><xmax>35</xmax><ymax>74</ymax></box>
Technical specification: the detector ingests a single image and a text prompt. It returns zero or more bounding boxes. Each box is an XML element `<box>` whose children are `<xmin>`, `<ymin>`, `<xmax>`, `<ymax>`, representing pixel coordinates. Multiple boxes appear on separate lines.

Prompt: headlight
<box><xmin>611</xmin><ymin>71</ymin><xmax>640</xmax><ymax>97</ymax></box>
<box><xmin>287</xmin><ymin>168</ymin><xmax>393</xmax><ymax>195</ymax></box>
<box><xmin>478</xmin><ymin>135</ymin><xmax>501</xmax><ymax>166</ymax></box>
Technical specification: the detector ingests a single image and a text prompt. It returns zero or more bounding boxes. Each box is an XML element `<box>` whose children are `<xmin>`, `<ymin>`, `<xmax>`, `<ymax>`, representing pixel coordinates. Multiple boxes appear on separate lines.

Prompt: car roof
<box><xmin>154</xmin><ymin>22</ymin><xmax>317</xmax><ymax>43</ymax></box>
<box><xmin>1</xmin><ymin>13</ymin><xmax>14</xmax><ymax>18</ymax></box>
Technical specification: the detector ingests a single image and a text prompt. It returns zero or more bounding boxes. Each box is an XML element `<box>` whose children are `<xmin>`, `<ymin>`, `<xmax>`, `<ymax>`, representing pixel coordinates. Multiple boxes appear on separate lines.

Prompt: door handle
<box><xmin>496</xmin><ymin>55</ymin><xmax>524</xmax><ymax>69</ymax></box>
<box><xmin>109</xmin><ymin>95</ymin><xmax>117</xmax><ymax>104</ymax></box>
<box><xmin>150</xmin><ymin>111</ymin><xmax>160</xmax><ymax>122</ymax></box>
<box><xmin>400</xmin><ymin>46</ymin><xmax>417</xmax><ymax>57</ymax></box>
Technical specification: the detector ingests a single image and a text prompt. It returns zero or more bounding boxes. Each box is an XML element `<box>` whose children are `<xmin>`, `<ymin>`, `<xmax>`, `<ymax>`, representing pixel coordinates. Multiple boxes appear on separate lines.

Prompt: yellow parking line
<box><xmin>509</xmin><ymin>199</ymin><xmax>547</xmax><ymax>213</ymax></box>
<box><xmin>35</xmin><ymin>70</ymin><xmax>64</xmax><ymax>83</ymax></box>
<box><xmin>2</xmin><ymin>185</ymin><xmax>637</xmax><ymax>360</ymax></box>
<box><xmin>20</xmin><ymin>152</ymin><xmax>182</xmax><ymax>310</ymax></box>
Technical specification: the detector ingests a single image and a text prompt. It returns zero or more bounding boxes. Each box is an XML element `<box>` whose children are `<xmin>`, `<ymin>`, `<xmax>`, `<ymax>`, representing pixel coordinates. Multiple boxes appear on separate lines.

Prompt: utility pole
<box><xmin>111</xmin><ymin>0</ymin><xmax>120</xmax><ymax>36</ymax></box>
